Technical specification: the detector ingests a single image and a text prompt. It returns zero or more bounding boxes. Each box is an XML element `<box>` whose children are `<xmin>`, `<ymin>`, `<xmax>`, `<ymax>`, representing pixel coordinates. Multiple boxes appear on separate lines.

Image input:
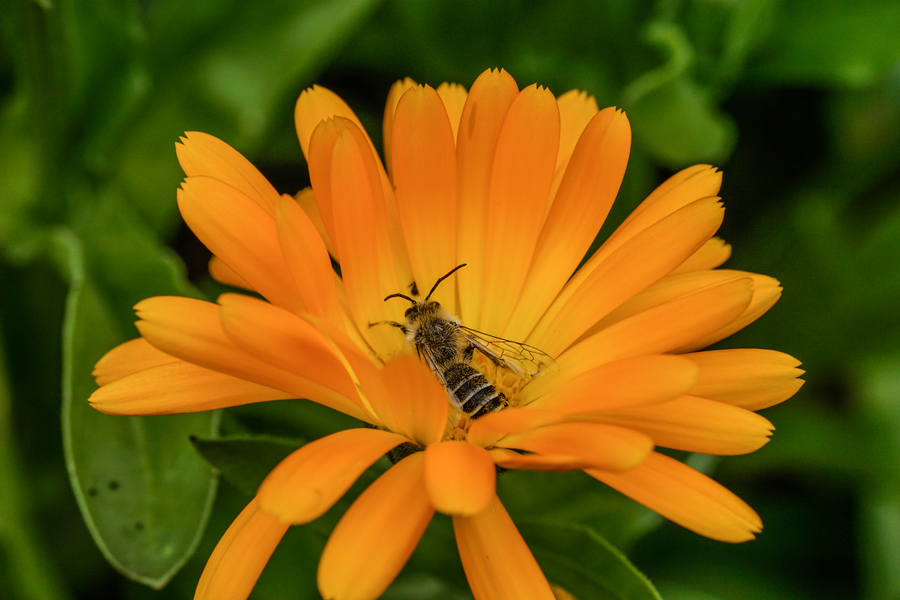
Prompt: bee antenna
<box><xmin>383</xmin><ymin>293</ymin><xmax>415</xmax><ymax>303</ymax></box>
<box><xmin>425</xmin><ymin>263</ymin><xmax>467</xmax><ymax>301</ymax></box>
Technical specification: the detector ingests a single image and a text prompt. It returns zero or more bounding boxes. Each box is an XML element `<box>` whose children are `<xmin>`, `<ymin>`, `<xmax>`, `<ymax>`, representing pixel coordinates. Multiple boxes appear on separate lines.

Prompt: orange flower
<box><xmin>90</xmin><ymin>68</ymin><xmax>803</xmax><ymax>600</ymax></box>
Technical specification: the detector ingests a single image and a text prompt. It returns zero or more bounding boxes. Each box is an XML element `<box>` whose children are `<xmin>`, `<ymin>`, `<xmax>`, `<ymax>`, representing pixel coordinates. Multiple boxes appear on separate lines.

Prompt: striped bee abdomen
<box><xmin>444</xmin><ymin>362</ymin><xmax>508</xmax><ymax>419</ymax></box>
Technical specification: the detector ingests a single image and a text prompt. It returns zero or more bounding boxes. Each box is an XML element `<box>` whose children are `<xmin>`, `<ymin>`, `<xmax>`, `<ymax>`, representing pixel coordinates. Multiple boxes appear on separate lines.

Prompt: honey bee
<box><xmin>370</xmin><ymin>264</ymin><xmax>557</xmax><ymax>419</ymax></box>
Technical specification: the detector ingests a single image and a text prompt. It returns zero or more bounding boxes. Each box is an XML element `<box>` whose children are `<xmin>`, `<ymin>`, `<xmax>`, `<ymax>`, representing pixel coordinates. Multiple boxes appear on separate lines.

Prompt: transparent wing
<box><xmin>458</xmin><ymin>326</ymin><xmax>558</xmax><ymax>378</ymax></box>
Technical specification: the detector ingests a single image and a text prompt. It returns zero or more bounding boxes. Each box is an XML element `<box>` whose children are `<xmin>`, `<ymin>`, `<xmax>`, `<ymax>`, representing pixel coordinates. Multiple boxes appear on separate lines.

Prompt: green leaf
<box><xmin>750</xmin><ymin>0</ymin><xmax>900</xmax><ymax>88</ymax></box>
<box><xmin>519</xmin><ymin>520</ymin><xmax>662</xmax><ymax>600</ymax></box>
<box><xmin>58</xmin><ymin>199</ymin><xmax>219</xmax><ymax>589</ymax></box>
<box><xmin>111</xmin><ymin>0</ymin><xmax>383</xmax><ymax>232</ymax></box>
<box><xmin>191</xmin><ymin>434</ymin><xmax>305</xmax><ymax>497</ymax></box>
<box><xmin>623</xmin><ymin>21</ymin><xmax>736</xmax><ymax>167</ymax></box>
<box><xmin>0</xmin><ymin>322</ymin><xmax>70</xmax><ymax>600</ymax></box>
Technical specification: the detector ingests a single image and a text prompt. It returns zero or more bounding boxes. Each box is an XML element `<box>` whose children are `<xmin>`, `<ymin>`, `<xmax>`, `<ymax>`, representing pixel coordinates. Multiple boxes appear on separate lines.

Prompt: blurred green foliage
<box><xmin>1</xmin><ymin>0</ymin><xmax>900</xmax><ymax>599</ymax></box>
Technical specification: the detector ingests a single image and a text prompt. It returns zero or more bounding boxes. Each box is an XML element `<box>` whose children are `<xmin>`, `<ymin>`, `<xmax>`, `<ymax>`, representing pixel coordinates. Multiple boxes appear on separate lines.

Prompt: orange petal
<box><xmin>670</xmin><ymin>236</ymin><xmax>732</xmax><ymax>274</ymax></box>
<box><xmin>554</xmin><ymin>90</ymin><xmax>601</xmax><ymax>186</ymax></box>
<box><xmin>208</xmin><ymin>256</ymin><xmax>253</xmax><ymax>291</ymax></box>
<box><xmin>294</xmin><ymin>187</ymin><xmax>337</xmax><ymax>258</ymax></box>
<box><xmin>685</xmin><ymin>349</ymin><xmax>805</xmax><ymax>410</ymax></box>
<box><xmin>590</xmin><ymin>395</ymin><xmax>774</xmax><ymax>455</ymax></box>
<box><xmin>505</xmin><ymin>108</ymin><xmax>630</xmax><ymax>341</ymax></box>
<box><xmin>534</xmin><ymin>165</ymin><xmax>723</xmax><ymax>341</ymax></box>
<box><xmin>522</xmin><ymin>354</ymin><xmax>699</xmax><ymax>412</ymax></box>
<box><xmin>489</xmin><ymin>448</ymin><xmax>598</xmax><ymax>472</ymax></box>
<box><xmin>587</xmin><ymin>451</ymin><xmax>762</xmax><ymax>542</ymax></box>
<box><xmin>455</xmin><ymin>68</ymin><xmax>519</xmax><ymax>325</ymax></box>
<box><xmin>528</xmin><ymin>277</ymin><xmax>753</xmax><ymax>399</ymax></box>
<box><xmin>195</xmin><ymin>497</ymin><xmax>288</xmax><ymax>600</ymax></box>
<box><xmin>178</xmin><ymin>176</ymin><xmax>305</xmax><ymax>315</ymax></box>
<box><xmin>295</xmin><ymin>85</ymin><xmax>371</xmax><ymax>161</ymax></box>
<box><xmin>533</xmin><ymin>197</ymin><xmax>725</xmax><ymax>356</ymax></box>
<box><xmin>436</xmin><ymin>82</ymin><xmax>468</xmax><ymax>143</ymax></box>
<box><xmin>423</xmin><ymin>441</ymin><xmax>495</xmax><ymax>516</ymax></box>
<box><xmin>318</xmin><ymin>453</ymin><xmax>434</xmax><ymax>600</ymax></box>
<box><xmin>216</xmin><ymin>293</ymin><xmax>360</xmax><ymax>402</ymax></box>
<box><xmin>258</xmin><ymin>428</ymin><xmax>408</xmax><ymax>524</ymax></box>
<box><xmin>275</xmin><ymin>195</ymin><xmax>345</xmax><ymax>329</ymax></box>
<box><xmin>585</xmin><ymin>270</ymin><xmax>768</xmax><ymax>336</ymax></box>
<box><xmin>176</xmin><ymin>132</ymin><xmax>280</xmax><ymax>216</ymax></box>
<box><xmin>497</xmin><ymin>422</ymin><xmax>653</xmax><ymax>472</ymax></box>
<box><xmin>391</xmin><ymin>85</ymin><xmax>459</xmax><ymax>310</ymax></box>
<box><xmin>134</xmin><ymin>296</ymin><xmax>368</xmax><ymax>421</ymax></box>
<box><xmin>382</xmin><ymin>77</ymin><xmax>417</xmax><ymax>179</ymax></box>
<box><xmin>676</xmin><ymin>275</ymin><xmax>782</xmax><ymax>352</ymax></box>
<box><xmin>453</xmin><ymin>494</ymin><xmax>555</xmax><ymax>600</ymax></box>
<box><xmin>480</xmin><ymin>84</ymin><xmax>560</xmax><ymax>334</ymax></box>
<box><xmin>374</xmin><ymin>355</ymin><xmax>449</xmax><ymax>446</ymax></box>
<box><xmin>90</xmin><ymin>360</ymin><xmax>292</xmax><ymax>416</ymax></box>
<box><xmin>318</xmin><ymin>118</ymin><xmax>403</xmax><ymax>356</ymax></box>
<box><xmin>618</xmin><ymin>165</ymin><xmax>723</xmax><ymax>239</ymax></box>
<box><xmin>468</xmin><ymin>408</ymin><xmax>558</xmax><ymax>449</ymax></box>
<box><xmin>93</xmin><ymin>337</ymin><xmax>176</xmax><ymax>386</ymax></box>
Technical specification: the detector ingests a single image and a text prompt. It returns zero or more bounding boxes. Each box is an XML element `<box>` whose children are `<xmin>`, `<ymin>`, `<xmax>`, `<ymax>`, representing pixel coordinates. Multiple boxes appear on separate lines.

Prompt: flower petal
<box><xmin>670</xmin><ymin>236</ymin><xmax>731</xmax><ymax>274</ymax></box>
<box><xmin>456</xmin><ymin>68</ymin><xmax>519</xmax><ymax>324</ymax></box>
<box><xmin>216</xmin><ymin>293</ymin><xmax>360</xmax><ymax>403</ymax></box>
<box><xmin>134</xmin><ymin>296</ymin><xmax>367</xmax><ymax>420</ymax></box>
<box><xmin>295</xmin><ymin>187</ymin><xmax>337</xmax><ymax>258</ymax></box>
<box><xmin>176</xmin><ymin>132</ymin><xmax>281</xmax><ymax>216</ymax></box>
<box><xmin>497</xmin><ymin>422</ymin><xmax>653</xmax><ymax>472</ymax></box>
<box><xmin>178</xmin><ymin>176</ymin><xmax>305</xmax><ymax>314</ymax></box>
<box><xmin>314</xmin><ymin>118</ymin><xmax>404</xmax><ymax>356</ymax></box>
<box><xmin>591</xmin><ymin>396</ymin><xmax>774</xmax><ymax>455</ymax></box>
<box><xmin>382</xmin><ymin>77</ymin><xmax>417</xmax><ymax>179</ymax></box>
<box><xmin>453</xmin><ymin>494</ymin><xmax>555</xmax><ymax>600</ymax></box>
<box><xmin>587</xmin><ymin>452</ymin><xmax>762</xmax><ymax>542</ymax></box>
<box><xmin>391</xmin><ymin>85</ymin><xmax>459</xmax><ymax>310</ymax></box>
<box><xmin>532</xmin><ymin>197</ymin><xmax>725</xmax><ymax>356</ymax></box>
<box><xmin>532</xmin><ymin>165</ymin><xmax>722</xmax><ymax>343</ymax></box>
<box><xmin>208</xmin><ymin>256</ymin><xmax>253</xmax><ymax>290</ymax></box>
<box><xmin>585</xmin><ymin>270</ymin><xmax>771</xmax><ymax>337</ymax></box>
<box><xmin>90</xmin><ymin>360</ymin><xmax>292</xmax><ymax>416</ymax></box>
<box><xmin>480</xmin><ymin>84</ymin><xmax>560</xmax><ymax>334</ymax></box>
<box><xmin>258</xmin><ymin>428</ymin><xmax>408</xmax><ymax>524</ymax></box>
<box><xmin>553</xmin><ymin>89</ymin><xmax>600</xmax><ymax>191</ymax></box>
<box><xmin>436</xmin><ymin>82</ymin><xmax>468</xmax><ymax>143</ymax></box>
<box><xmin>93</xmin><ymin>337</ymin><xmax>175</xmax><ymax>386</ymax></box>
<box><xmin>275</xmin><ymin>194</ymin><xmax>345</xmax><ymax>329</ymax></box>
<box><xmin>522</xmin><ymin>354</ymin><xmax>699</xmax><ymax>412</ymax></box>
<box><xmin>528</xmin><ymin>277</ymin><xmax>753</xmax><ymax>399</ymax></box>
<box><xmin>488</xmin><ymin>449</ymin><xmax>597</xmax><ymax>472</ymax></box>
<box><xmin>318</xmin><ymin>453</ymin><xmax>434</xmax><ymax>600</ymax></box>
<box><xmin>195</xmin><ymin>497</ymin><xmax>288</xmax><ymax>600</ymax></box>
<box><xmin>468</xmin><ymin>408</ymin><xmax>557</xmax><ymax>448</ymax></box>
<box><xmin>295</xmin><ymin>85</ymin><xmax>371</xmax><ymax>161</ymax></box>
<box><xmin>685</xmin><ymin>349</ymin><xmax>805</xmax><ymax>410</ymax></box>
<box><xmin>506</xmin><ymin>107</ymin><xmax>631</xmax><ymax>340</ymax></box>
<box><xmin>676</xmin><ymin>275</ymin><xmax>782</xmax><ymax>352</ymax></box>
<box><xmin>424</xmin><ymin>441</ymin><xmax>495</xmax><ymax>516</ymax></box>
<box><xmin>375</xmin><ymin>355</ymin><xmax>449</xmax><ymax>446</ymax></box>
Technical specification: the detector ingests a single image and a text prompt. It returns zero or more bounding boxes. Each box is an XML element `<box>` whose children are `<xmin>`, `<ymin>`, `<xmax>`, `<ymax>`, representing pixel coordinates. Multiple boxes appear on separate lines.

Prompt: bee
<box><xmin>370</xmin><ymin>264</ymin><xmax>557</xmax><ymax>419</ymax></box>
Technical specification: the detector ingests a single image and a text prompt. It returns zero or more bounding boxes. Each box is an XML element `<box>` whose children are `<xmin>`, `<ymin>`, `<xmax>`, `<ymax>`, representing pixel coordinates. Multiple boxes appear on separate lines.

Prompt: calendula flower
<box><xmin>90</xmin><ymin>68</ymin><xmax>803</xmax><ymax>600</ymax></box>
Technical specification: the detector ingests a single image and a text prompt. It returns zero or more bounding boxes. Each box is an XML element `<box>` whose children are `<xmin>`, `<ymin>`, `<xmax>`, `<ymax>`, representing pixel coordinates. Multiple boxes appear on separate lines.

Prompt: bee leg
<box><xmin>367</xmin><ymin>320</ymin><xmax>409</xmax><ymax>334</ymax></box>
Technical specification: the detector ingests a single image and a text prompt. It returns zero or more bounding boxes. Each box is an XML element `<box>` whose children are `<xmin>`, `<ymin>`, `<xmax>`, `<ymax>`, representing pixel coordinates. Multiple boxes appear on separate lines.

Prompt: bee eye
<box><xmin>404</xmin><ymin>307</ymin><xmax>414</xmax><ymax>317</ymax></box>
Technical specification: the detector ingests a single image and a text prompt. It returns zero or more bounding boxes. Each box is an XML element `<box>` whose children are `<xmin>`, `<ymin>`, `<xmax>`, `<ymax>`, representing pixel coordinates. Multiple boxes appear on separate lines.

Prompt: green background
<box><xmin>2</xmin><ymin>0</ymin><xmax>899</xmax><ymax>598</ymax></box>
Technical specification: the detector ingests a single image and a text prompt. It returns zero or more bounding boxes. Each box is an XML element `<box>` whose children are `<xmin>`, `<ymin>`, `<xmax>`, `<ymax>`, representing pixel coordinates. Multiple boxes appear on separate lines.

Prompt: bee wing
<box><xmin>413</xmin><ymin>342</ymin><xmax>449</xmax><ymax>387</ymax></box>
<box><xmin>457</xmin><ymin>326</ymin><xmax>558</xmax><ymax>378</ymax></box>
